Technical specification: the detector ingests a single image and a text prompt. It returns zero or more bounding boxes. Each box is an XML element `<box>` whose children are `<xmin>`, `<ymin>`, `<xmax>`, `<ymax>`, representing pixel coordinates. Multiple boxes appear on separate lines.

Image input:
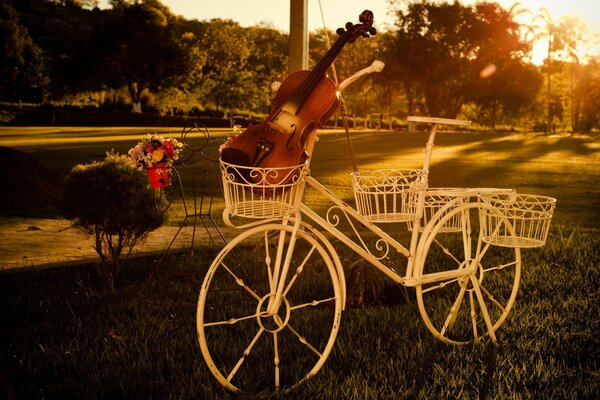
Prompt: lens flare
<box><xmin>480</xmin><ymin>64</ymin><xmax>497</xmax><ymax>78</ymax></box>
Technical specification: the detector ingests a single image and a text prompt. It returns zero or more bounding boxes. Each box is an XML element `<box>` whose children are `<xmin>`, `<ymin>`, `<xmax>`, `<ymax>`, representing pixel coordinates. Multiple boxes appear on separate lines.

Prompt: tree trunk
<box><xmin>491</xmin><ymin>100</ymin><xmax>497</xmax><ymax>133</ymax></box>
<box><xmin>128</xmin><ymin>82</ymin><xmax>143</xmax><ymax>113</ymax></box>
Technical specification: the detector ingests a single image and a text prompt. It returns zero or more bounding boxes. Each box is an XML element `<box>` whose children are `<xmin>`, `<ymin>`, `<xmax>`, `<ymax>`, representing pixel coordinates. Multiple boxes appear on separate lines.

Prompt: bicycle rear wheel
<box><xmin>415</xmin><ymin>202</ymin><xmax>521</xmax><ymax>344</ymax></box>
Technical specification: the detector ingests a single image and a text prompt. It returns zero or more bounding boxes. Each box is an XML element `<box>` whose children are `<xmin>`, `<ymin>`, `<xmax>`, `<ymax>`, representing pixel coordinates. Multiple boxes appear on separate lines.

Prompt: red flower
<box><xmin>162</xmin><ymin>141</ymin><xmax>175</xmax><ymax>158</ymax></box>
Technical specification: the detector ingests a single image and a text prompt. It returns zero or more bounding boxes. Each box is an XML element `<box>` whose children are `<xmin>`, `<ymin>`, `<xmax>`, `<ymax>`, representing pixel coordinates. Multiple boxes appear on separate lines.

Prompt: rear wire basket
<box><xmin>409</xmin><ymin>189</ymin><xmax>467</xmax><ymax>233</ymax></box>
<box><xmin>351</xmin><ymin>169</ymin><xmax>428</xmax><ymax>223</ymax></box>
<box><xmin>410</xmin><ymin>188</ymin><xmax>516</xmax><ymax>233</ymax></box>
<box><xmin>220</xmin><ymin>160</ymin><xmax>308</xmax><ymax>219</ymax></box>
<box><xmin>479</xmin><ymin>193</ymin><xmax>556</xmax><ymax>248</ymax></box>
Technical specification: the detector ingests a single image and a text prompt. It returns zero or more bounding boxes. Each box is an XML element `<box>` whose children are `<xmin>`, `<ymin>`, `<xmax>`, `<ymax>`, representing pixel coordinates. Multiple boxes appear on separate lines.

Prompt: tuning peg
<box><xmin>336</xmin><ymin>27</ymin><xmax>345</xmax><ymax>35</ymax></box>
<box><xmin>345</xmin><ymin>22</ymin><xmax>353</xmax><ymax>29</ymax></box>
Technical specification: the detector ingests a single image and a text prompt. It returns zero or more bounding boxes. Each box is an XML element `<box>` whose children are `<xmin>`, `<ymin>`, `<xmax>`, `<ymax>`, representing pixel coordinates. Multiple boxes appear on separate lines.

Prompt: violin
<box><xmin>221</xmin><ymin>10</ymin><xmax>376</xmax><ymax>181</ymax></box>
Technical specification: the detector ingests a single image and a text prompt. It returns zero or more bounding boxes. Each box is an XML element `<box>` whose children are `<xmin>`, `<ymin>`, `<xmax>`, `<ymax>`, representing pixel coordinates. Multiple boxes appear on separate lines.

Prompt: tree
<box><xmin>531</xmin><ymin>10</ymin><xmax>592</xmax><ymax>133</ymax></box>
<box><xmin>246</xmin><ymin>24</ymin><xmax>288</xmax><ymax>112</ymax></box>
<box><xmin>0</xmin><ymin>1</ymin><xmax>48</xmax><ymax>103</ymax></box>
<box><xmin>195</xmin><ymin>19</ymin><xmax>269</xmax><ymax>115</ymax></box>
<box><xmin>390</xmin><ymin>1</ymin><xmax>534</xmax><ymax>121</ymax></box>
<box><xmin>391</xmin><ymin>1</ymin><xmax>478</xmax><ymax>117</ymax></box>
<box><xmin>12</xmin><ymin>0</ymin><xmax>100</xmax><ymax>99</ymax></box>
<box><xmin>465</xmin><ymin>3</ymin><xmax>541</xmax><ymax>130</ymax></box>
<box><xmin>575</xmin><ymin>58</ymin><xmax>600</xmax><ymax>132</ymax></box>
<box><xmin>92</xmin><ymin>0</ymin><xmax>187</xmax><ymax>112</ymax></box>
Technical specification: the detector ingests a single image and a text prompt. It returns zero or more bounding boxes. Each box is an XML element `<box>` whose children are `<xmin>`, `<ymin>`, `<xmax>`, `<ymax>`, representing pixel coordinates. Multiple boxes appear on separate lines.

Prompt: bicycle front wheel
<box><xmin>197</xmin><ymin>223</ymin><xmax>343</xmax><ymax>393</ymax></box>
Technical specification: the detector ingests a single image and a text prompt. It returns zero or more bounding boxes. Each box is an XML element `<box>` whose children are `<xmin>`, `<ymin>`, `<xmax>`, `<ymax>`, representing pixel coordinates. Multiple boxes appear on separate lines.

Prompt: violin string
<box><xmin>289</xmin><ymin>36</ymin><xmax>347</xmax><ymax>111</ymax></box>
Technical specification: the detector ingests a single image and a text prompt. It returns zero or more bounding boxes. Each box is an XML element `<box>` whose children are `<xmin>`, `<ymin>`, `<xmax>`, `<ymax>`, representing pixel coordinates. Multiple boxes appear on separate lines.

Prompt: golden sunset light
<box><xmin>1</xmin><ymin>1</ymin><xmax>599</xmax><ymax>397</ymax></box>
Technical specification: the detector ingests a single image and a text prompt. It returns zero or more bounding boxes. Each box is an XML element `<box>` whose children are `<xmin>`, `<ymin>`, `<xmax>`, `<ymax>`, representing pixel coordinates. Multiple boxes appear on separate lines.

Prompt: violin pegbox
<box><xmin>336</xmin><ymin>10</ymin><xmax>377</xmax><ymax>43</ymax></box>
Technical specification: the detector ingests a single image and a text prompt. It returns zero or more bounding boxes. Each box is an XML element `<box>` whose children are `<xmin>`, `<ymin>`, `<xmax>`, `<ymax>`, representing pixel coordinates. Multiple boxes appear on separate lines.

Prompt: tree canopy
<box><xmin>1</xmin><ymin>0</ymin><xmax>599</xmax><ymax>132</ymax></box>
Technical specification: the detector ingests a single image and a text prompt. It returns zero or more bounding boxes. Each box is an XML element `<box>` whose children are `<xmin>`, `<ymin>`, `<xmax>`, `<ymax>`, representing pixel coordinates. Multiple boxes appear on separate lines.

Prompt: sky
<box><xmin>97</xmin><ymin>1</ymin><xmax>600</xmax><ymax>32</ymax></box>
<box><xmin>98</xmin><ymin>0</ymin><xmax>600</xmax><ymax>63</ymax></box>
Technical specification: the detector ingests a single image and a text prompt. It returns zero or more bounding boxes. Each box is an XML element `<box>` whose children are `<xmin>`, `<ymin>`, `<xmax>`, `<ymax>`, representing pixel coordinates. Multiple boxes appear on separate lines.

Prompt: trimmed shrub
<box><xmin>62</xmin><ymin>152</ymin><xmax>164</xmax><ymax>289</ymax></box>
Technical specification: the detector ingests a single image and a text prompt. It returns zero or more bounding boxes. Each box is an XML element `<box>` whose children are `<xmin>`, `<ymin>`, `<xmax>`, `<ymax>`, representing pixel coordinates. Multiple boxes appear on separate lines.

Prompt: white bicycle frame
<box><xmin>225</xmin><ymin>116</ymin><xmax>510</xmax><ymax>317</ymax></box>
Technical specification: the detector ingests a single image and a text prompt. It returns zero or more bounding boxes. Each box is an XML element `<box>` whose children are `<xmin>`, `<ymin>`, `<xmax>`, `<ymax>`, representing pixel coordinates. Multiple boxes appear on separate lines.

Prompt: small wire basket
<box><xmin>220</xmin><ymin>160</ymin><xmax>308</xmax><ymax>219</ymax></box>
<box><xmin>479</xmin><ymin>193</ymin><xmax>556</xmax><ymax>248</ymax></box>
<box><xmin>410</xmin><ymin>188</ymin><xmax>516</xmax><ymax>233</ymax></box>
<box><xmin>409</xmin><ymin>188</ymin><xmax>467</xmax><ymax>233</ymax></box>
<box><xmin>351</xmin><ymin>169</ymin><xmax>428</xmax><ymax>223</ymax></box>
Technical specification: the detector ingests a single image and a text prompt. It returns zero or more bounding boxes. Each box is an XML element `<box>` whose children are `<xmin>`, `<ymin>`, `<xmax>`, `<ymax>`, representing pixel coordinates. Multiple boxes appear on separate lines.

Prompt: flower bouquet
<box><xmin>128</xmin><ymin>134</ymin><xmax>184</xmax><ymax>188</ymax></box>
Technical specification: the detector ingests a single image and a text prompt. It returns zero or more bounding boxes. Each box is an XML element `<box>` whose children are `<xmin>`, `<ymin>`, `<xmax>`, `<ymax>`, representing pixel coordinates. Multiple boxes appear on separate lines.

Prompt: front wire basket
<box><xmin>479</xmin><ymin>193</ymin><xmax>557</xmax><ymax>248</ymax></box>
<box><xmin>351</xmin><ymin>169</ymin><xmax>428</xmax><ymax>223</ymax></box>
<box><xmin>220</xmin><ymin>160</ymin><xmax>308</xmax><ymax>219</ymax></box>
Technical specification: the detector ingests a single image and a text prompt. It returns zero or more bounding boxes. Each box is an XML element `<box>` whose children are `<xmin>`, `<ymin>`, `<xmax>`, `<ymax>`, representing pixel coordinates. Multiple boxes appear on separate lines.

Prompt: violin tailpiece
<box><xmin>252</xmin><ymin>138</ymin><xmax>274</xmax><ymax>167</ymax></box>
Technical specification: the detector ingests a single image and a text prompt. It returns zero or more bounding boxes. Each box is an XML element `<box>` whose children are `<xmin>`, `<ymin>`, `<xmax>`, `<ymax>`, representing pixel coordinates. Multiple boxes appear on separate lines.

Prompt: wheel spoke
<box><xmin>470</xmin><ymin>275</ymin><xmax>497</xmax><ymax>342</ymax></box>
<box><xmin>220</xmin><ymin>261</ymin><xmax>262</xmax><ymax>301</ymax></box>
<box><xmin>265</xmin><ymin>230</ymin><xmax>275</xmax><ymax>292</ymax></box>
<box><xmin>289</xmin><ymin>296</ymin><xmax>337</xmax><ymax>311</ymax></box>
<box><xmin>469</xmin><ymin>291</ymin><xmax>478</xmax><ymax>339</ymax></box>
<box><xmin>204</xmin><ymin>310</ymin><xmax>267</xmax><ymax>328</ymax></box>
<box><xmin>479</xmin><ymin>283</ymin><xmax>506</xmax><ymax>313</ymax></box>
<box><xmin>442</xmin><ymin>286</ymin><xmax>467</xmax><ymax>332</ymax></box>
<box><xmin>283</xmin><ymin>245</ymin><xmax>317</xmax><ymax>297</ymax></box>
<box><xmin>483</xmin><ymin>259</ymin><xmax>518</xmax><ymax>273</ymax></box>
<box><xmin>273</xmin><ymin>331</ymin><xmax>280</xmax><ymax>389</ymax></box>
<box><xmin>477</xmin><ymin>240</ymin><xmax>492</xmax><ymax>262</ymax></box>
<box><xmin>433</xmin><ymin>238</ymin><xmax>462</xmax><ymax>267</ymax></box>
<box><xmin>226</xmin><ymin>327</ymin><xmax>265</xmax><ymax>384</ymax></box>
<box><xmin>421</xmin><ymin>277</ymin><xmax>460</xmax><ymax>294</ymax></box>
<box><xmin>286</xmin><ymin>323</ymin><xmax>323</xmax><ymax>357</ymax></box>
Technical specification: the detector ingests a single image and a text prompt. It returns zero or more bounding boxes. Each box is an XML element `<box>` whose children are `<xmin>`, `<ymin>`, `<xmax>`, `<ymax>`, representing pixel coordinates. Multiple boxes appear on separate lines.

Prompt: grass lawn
<box><xmin>0</xmin><ymin>126</ymin><xmax>599</xmax><ymax>398</ymax></box>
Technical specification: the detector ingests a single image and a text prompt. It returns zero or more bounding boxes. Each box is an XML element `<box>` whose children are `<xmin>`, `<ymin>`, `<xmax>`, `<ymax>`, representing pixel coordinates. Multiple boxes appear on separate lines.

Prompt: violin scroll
<box><xmin>336</xmin><ymin>10</ymin><xmax>377</xmax><ymax>43</ymax></box>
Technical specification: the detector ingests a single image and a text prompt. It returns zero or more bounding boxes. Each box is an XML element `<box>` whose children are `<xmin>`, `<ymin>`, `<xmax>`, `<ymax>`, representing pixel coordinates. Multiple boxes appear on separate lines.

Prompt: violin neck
<box><xmin>283</xmin><ymin>34</ymin><xmax>349</xmax><ymax>115</ymax></box>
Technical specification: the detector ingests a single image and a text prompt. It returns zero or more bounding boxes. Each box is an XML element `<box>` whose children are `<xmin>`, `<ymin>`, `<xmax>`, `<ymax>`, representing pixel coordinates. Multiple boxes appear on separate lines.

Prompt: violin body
<box><xmin>221</xmin><ymin>71</ymin><xmax>339</xmax><ymax>171</ymax></box>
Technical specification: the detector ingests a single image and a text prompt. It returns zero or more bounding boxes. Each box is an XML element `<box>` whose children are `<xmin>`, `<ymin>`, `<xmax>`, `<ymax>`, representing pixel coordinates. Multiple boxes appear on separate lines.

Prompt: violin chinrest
<box><xmin>221</xmin><ymin>147</ymin><xmax>250</xmax><ymax>167</ymax></box>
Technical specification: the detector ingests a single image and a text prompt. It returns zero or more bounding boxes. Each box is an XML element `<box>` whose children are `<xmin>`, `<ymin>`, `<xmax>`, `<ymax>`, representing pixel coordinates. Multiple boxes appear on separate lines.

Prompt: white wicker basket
<box><xmin>220</xmin><ymin>160</ymin><xmax>308</xmax><ymax>219</ymax></box>
<box><xmin>410</xmin><ymin>188</ymin><xmax>515</xmax><ymax>233</ymax></box>
<box><xmin>479</xmin><ymin>193</ymin><xmax>556</xmax><ymax>248</ymax></box>
<box><xmin>351</xmin><ymin>169</ymin><xmax>427</xmax><ymax>223</ymax></box>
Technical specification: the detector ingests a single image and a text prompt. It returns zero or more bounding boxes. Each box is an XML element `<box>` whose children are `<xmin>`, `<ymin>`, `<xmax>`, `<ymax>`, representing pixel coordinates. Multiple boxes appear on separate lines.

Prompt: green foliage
<box><xmin>3</xmin><ymin>1</ymin><xmax>600</xmax><ymax>131</ymax></box>
<box><xmin>61</xmin><ymin>152</ymin><xmax>164</xmax><ymax>289</ymax></box>
<box><xmin>0</xmin><ymin>1</ymin><xmax>48</xmax><ymax>102</ymax></box>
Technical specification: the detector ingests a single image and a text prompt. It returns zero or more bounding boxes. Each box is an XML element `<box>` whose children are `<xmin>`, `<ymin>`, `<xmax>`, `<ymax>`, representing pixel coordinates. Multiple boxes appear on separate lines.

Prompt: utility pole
<box><xmin>289</xmin><ymin>0</ymin><xmax>308</xmax><ymax>73</ymax></box>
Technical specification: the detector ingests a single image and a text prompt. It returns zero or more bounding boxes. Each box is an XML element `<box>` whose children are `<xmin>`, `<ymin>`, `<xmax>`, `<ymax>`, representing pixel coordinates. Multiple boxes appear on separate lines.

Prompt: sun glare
<box><xmin>505</xmin><ymin>0</ymin><xmax>600</xmax><ymax>65</ymax></box>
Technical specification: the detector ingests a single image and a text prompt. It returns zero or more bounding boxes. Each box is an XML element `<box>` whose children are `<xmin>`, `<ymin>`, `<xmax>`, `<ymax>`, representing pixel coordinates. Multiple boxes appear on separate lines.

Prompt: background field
<box><xmin>0</xmin><ymin>126</ymin><xmax>598</xmax><ymax>398</ymax></box>
<box><xmin>1</xmin><ymin>126</ymin><xmax>598</xmax><ymax>228</ymax></box>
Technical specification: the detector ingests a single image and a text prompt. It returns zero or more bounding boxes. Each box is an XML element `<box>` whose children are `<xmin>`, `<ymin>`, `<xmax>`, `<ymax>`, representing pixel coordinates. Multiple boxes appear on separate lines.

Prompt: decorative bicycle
<box><xmin>195</xmin><ymin>116</ymin><xmax>556</xmax><ymax>393</ymax></box>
